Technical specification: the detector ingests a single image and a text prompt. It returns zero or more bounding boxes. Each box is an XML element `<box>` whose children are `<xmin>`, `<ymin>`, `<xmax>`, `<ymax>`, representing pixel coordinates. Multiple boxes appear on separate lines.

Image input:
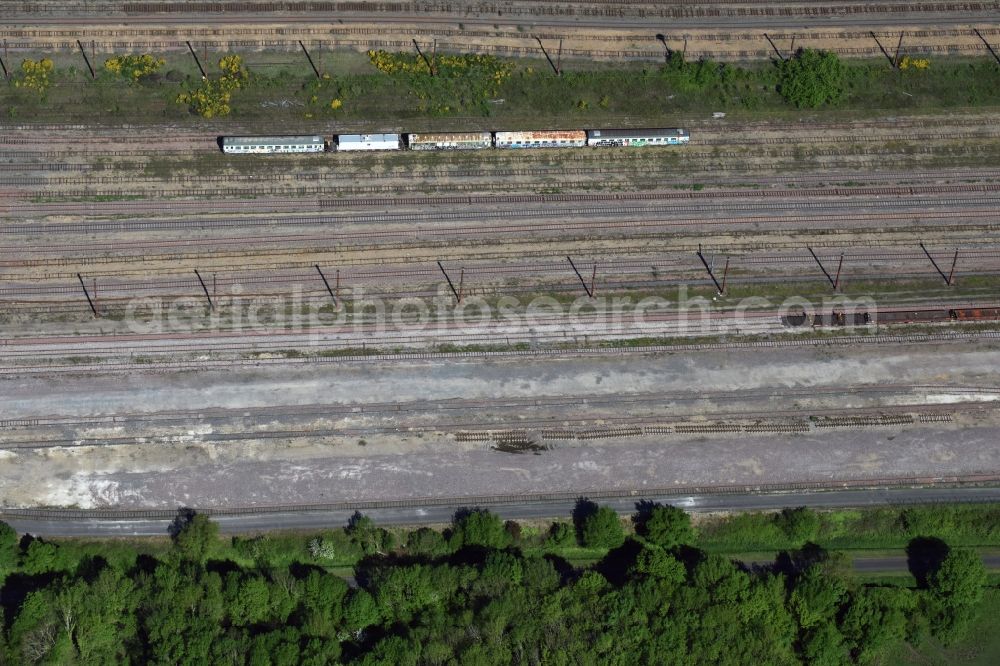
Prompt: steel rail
<box><xmin>2</xmin><ymin>474</ymin><xmax>998</xmax><ymax>522</ymax></box>
<box><xmin>2</xmin><ymin>328</ymin><xmax>999</xmax><ymax>377</ymax></box>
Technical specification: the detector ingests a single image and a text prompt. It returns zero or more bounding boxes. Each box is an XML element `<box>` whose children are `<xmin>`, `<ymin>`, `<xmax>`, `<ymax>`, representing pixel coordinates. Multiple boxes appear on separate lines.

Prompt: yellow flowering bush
<box><xmin>176</xmin><ymin>54</ymin><xmax>248</xmax><ymax>118</ymax></box>
<box><xmin>104</xmin><ymin>54</ymin><xmax>165</xmax><ymax>81</ymax></box>
<box><xmin>898</xmin><ymin>56</ymin><xmax>930</xmax><ymax>70</ymax></box>
<box><xmin>13</xmin><ymin>58</ymin><xmax>54</xmax><ymax>95</ymax></box>
<box><xmin>366</xmin><ymin>50</ymin><xmax>514</xmax><ymax>115</ymax></box>
<box><xmin>218</xmin><ymin>55</ymin><xmax>247</xmax><ymax>87</ymax></box>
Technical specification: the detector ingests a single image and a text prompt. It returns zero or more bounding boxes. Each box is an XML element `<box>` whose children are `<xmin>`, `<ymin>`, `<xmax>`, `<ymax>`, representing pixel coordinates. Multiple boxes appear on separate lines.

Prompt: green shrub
<box><xmin>546</xmin><ymin>521</ymin><xmax>576</xmax><ymax>548</ymax></box>
<box><xmin>405</xmin><ymin>527</ymin><xmax>450</xmax><ymax>557</ymax></box>
<box><xmin>775</xmin><ymin>507</ymin><xmax>822</xmax><ymax>544</ymax></box>
<box><xmin>450</xmin><ymin>509</ymin><xmax>511</xmax><ymax>549</ymax></box>
<box><xmin>579</xmin><ymin>506</ymin><xmax>625</xmax><ymax>549</ymax></box>
<box><xmin>634</xmin><ymin>504</ymin><xmax>694</xmax><ymax>549</ymax></box>
<box><xmin>778</xmin><ymin>49</ymin><xmax>845</xmax><ymax>108</ymax></box>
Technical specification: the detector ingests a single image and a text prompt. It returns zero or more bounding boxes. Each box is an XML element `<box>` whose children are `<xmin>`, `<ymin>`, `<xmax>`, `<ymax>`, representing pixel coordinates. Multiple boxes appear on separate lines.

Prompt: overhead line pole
<box><xmin>566</xmin><ymin>256</ymin><xmax>594</xmax><ymax>298</ymax></box>
<box><xmin>194</xmin><ymin>269</ymin><xmax>214</xmax><ymax>310</ymax></box>
<box><xmin>870</xmin><ymin>31</ymin><xmax>896</xmax><ymax>68</ymax></box>
<box><xmin>315</xmin><ymin>264</ymin><xmax>337</xmax><ymax>308</ymax></box>
<box><xmin>833</xmin><ymin>253</ymin><xmax>844</xmax><ymax>291</ymax></box>
<box><xmin>807</xmin><ymin>247</ymin><xmax>839</xmax><ymax>290</ymax></box>
<box><xmin>187</xmin><ymin>41</ymin><xmax>207</xmax><ymax>79</ymax></box>
<box><xmin>437</xmin><ymin>261</ymin><xmax>462</xmax><ymax>303</ymax></box>
<box><xmin>413</xmin><ymin>39</ymin><xmax>435</xmax><ymax>75</ymax></box>
<box><xmin>973</xmin><ymin>28</ymin><xmax>1000</xmax><ymax>65</ymax></box>
<box><xmin>535</xmin><ymin>36</ymin><xmax>561</xmax><ymax>76</ymax></box>
<box><xmin>696</xmin><ymin>245</ymin><xmax>725</xmax><ymax>295</ymax></box>
<box><xmin>0</xmin><ymin>40</ymin><xmax>9</xmax><ymax>80</ymax></box>
<box><xmin>77</xmin><ymin>273</ymin><xmax>98</xmax><ymax>317</ymax></box>
<box><xmin>77</xmin><ymin>40</ymin><xmax>96</xmax><ymax>79</ymax></box>
<box><xmin>946</xmin><ymin>249</ymin><xmax>959</xmax><ymax>286</ymax></box>
<box><xmin>763</xmin><ymin>33</ymin><xmax>785</xmax><ymax>61</ymax></box>
<box><xmin>893</xmin><ymin>31</ymin><xmax>905</xmax><ymax>68</ymax></box>
<box><xmin>299</xmin><ymin>40</ymin><xmax>321</xmax><ymax>79</ymax></box>
<box><xmin>919</xmin><ymin>242</ymin><xmax>951</xmax><ymax>285</ymax></box>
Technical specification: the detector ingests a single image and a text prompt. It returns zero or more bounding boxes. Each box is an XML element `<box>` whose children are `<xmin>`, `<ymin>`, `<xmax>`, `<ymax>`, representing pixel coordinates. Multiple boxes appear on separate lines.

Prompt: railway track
<box><xmin>5</xmin><ymin>272</ymin><xmax>999</xmax><ymax>320</ymax></box>
<box><xmin>5</xmin><ymin>117</ymin><xmax>999</xmax><ymax>135</ymax></box>
<box><xmin>4</xmin><ymin>116</ymin><xmax>998</xmax><ymax>138</ymax></box>
<box><xmin>6</xmin><ymin>213</ymin><xmax>999</xmax><ymax>262</ymax></box>
<box><xmin>1</xmin><ymin>400</ymin><xmax>990</xmax><ymax>451</ymax></box>
<box><xmin>2</xmin><ymin>327</ymin><xmax>999</xmax><ymax>377</ymax></box>
<box><xmin>2</xmin><ymin>384</ymin><xmax>984</xmax><ymax>432</ymax></box>
<box><xmin>3</xmin><ymin>237</ymin><xmax>1000</xmax><ymax>291</ymax></box>
<box><xmin>2</xmin><ymin>31</ymin><xmax>997</xmax><ymax>64</ymax></box>
<box><xmin>4</xmin><ymin>165</ymin><xmax>1000</xmax><ymax>215</ymax></box>
<box><xmin>7</xmin><ymin>180</ymin><xmax>1000</xmax><ymax>226</ymax></box>
<box><xmin>6</xmin><ymin>127</ymin><xmax>999</xmax><ymax>166</ymax></box>
<box><xmin>9</xmin><ymin>1</ymin><xmax>1000</xmax><ymax>30</ymax></box>
<box><xmin>8</xmin><ymin>153</ymin><xmax>999</xmax><ymax>199</ymax></box>
<box><xmin>3</xmin><ymin>227</ymin><xmax>1000</xmax><ymax>272</ymax></box>
<box><xmin>8</xmin><ymin>271</ymin><xmax>999</xmax><ymax>321</ymax></box>
<box><xmin>3</xmin><ymin>473</ymin><xmax>998</xmax><ymax>521</ymax></box>
<box><xmin>4</xmin><ymin>306</ymin><xmax>999</xmax><ymax>366</ymax></box>
<box><xmin>7</xmin><ymin>191</ymin><xmax>1000</xmax><ymax>240</ymax></box>
<box><xmin>4</xmin><ymin>134</ymin><xmax>1000</xmax><ymax>184</ymax></box>
<box><xmin>3</xmin><ymin>133</ymin><xmax>997</xmax><ymax>186</ymax></box>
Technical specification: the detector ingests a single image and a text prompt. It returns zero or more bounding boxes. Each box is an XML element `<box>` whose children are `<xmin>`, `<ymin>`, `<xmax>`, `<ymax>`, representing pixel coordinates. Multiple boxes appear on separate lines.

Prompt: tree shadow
<box><xmin>774</xmin><ymin>542</ymin><xmax>830</xmax><ymax>578</ymax></box>
<box><xmin>595</xmin><ymin>538</ymin><xmax>644</xmax><ymax>587</ymax></box>
<box><xmin>205</xmin><ymin>558</ymin><xmax>241</xmax><ymax>578</ymax></box>
<box><xmin>906</xmin><ymin>536</ymin><xmax>950</xmax><ymax>588</ymax></box>
<box><xmin>74</xmin><ymin>554</ymin><xmax>110</xmax><ymax>582</ymax></box>
<box><xmin>672</xmin><ymin>543</ymin><xmax>707</xmax><ymax>577</ymax></box>
<box><xmin>632</xmin><ymin>499</ymin><xmax>659</xmax><ymax>536</ymax></box>
<box><xmin>543</xmin><ymin>553</ymin><xmax>576</xmax><ymax>584</ymax></box>
<box><xmin>0</xmin><ymin>571</ymin><xmax>61</xmax><ymax>631</ymax></box>
<box><xmin>168</xmin><ymin>507</ymin><xmax>197</xmax><ymax>539</ymax></box>
<box><xmin>572</xmin><ymin>498</ymin><xmax>599</xmax><ymax>542</ymax></box>
<box><xmin>451</xmin><ymin>507</ymin><xmax>485</xmax><ymax>523</ymax></box>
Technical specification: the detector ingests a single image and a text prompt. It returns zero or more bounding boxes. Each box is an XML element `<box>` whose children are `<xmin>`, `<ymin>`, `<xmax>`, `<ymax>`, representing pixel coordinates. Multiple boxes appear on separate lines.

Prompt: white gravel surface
<box><xmin>2</xmin><ymin>340</ymin><xmax>999</xmax><ymax>508</ymax></box>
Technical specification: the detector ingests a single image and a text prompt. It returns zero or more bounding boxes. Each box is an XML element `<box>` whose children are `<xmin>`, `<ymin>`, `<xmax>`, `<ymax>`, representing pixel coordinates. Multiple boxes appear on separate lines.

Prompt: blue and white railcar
<box><xmin>586</xmin><ymin>128</ymin><xmax>689</xmax><ymax>147</ymax></box>
<box><xmin>222</xmin><ymin>136</ymin><xmax>326</xmax><ymax>154</ymax></box>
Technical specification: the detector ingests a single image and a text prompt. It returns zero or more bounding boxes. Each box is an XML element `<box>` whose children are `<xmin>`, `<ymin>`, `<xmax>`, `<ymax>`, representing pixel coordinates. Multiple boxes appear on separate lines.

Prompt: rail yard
<box><xmin>2</xmin><ymin>1</ymin><xmax>1000</xmax><ymax>521</ymax></box>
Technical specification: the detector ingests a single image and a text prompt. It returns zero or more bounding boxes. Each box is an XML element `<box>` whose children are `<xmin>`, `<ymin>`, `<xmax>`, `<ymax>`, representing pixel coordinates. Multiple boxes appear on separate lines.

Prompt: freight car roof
<box><xmin>495</xmin><ymin>130</ymin><xmax>587</xmax><ymax>140</ymax></box>
<box><xmin>222</xmin><ymin>136</ymin><xmax>325</xmax><ymax>146</ymax></box>
<box><xmin>587</xmin><ymin>128</ymin><xmax>687</xmax><ymax>138</ymax></box>
<box><xmin>408</xmin><ymin>132</ymin><xmax>492</xmax><ymax>142</ymax></box>
<box><xmin>338</xmin><ymin>133</ymin><xmax>401</xmax><ymax>143</ymax></box>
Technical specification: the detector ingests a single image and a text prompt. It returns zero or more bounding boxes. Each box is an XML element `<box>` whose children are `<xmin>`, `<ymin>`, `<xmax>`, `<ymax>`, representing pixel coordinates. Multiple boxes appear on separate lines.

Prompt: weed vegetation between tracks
<box><xmin>1</xmin><ymin>503</ymin><xmax>998</xmax><ymax>663</ymax></box>
<box><xmin>4</xmin><ymin>48</ymin><xmax>1000</xmax><ymax>127</ymax></box>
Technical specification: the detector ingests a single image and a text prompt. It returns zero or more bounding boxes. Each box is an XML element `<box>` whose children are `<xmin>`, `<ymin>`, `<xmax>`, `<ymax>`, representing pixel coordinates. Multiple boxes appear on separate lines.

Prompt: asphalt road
<box><xmin>3</xmin><ymin>486</ymin><xmax>999</xmax><ymax>537</ymax></box>
<box><xmin>849</xmin><ymin>555</ymin><xmax>1000</xmax><ymax>572</ymax></box>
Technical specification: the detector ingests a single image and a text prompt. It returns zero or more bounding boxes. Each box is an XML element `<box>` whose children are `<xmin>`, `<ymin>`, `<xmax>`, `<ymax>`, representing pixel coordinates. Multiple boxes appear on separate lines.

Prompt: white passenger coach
<box><xmin>335</xmin><ymin>133</ymin><xmax>401</xmax><ymax>151</ymax></box>
<box><xmin>586</xmin><ymin>128</ymin><xmax>689</xmax><ymax>147</ymax></box>
<box><xmin>221</xmin><ymin>136</ymin><xmax>325</xmax><ymax>154</ymax></box>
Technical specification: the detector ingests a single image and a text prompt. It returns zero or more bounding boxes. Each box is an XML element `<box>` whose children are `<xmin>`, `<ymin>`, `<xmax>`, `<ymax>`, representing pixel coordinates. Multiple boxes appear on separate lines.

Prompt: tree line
<box><xmin>0</xmin><ymin>502</ymin><xmax>991</xmax><ymax>665</ymax></box>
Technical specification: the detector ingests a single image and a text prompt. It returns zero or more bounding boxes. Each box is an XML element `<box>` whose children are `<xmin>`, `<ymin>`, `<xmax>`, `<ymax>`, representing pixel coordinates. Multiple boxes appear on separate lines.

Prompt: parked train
<box><xmin>781</xmin><ymin>307</ymin><xmax>1000</xmax><ymax>328</ymax></box>
<box><xmin>220</xmin><ymin>128</ymin><xmax>689</xmax><ymax>154</ymax></box>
